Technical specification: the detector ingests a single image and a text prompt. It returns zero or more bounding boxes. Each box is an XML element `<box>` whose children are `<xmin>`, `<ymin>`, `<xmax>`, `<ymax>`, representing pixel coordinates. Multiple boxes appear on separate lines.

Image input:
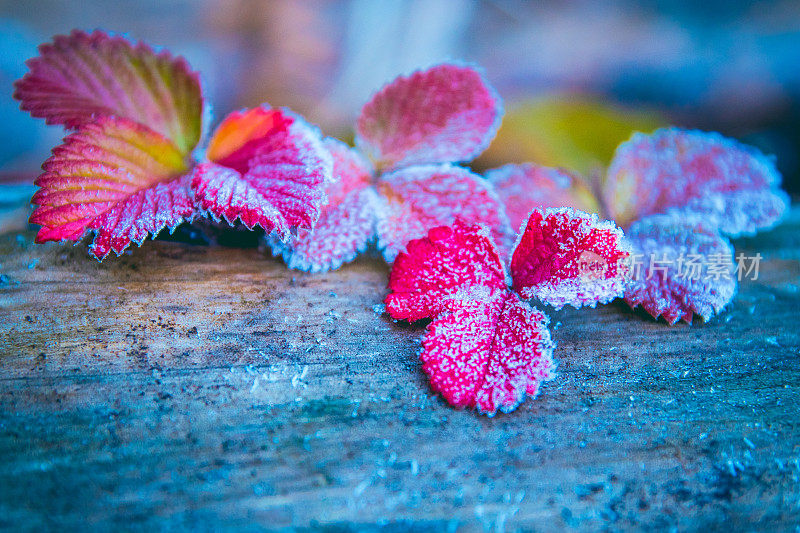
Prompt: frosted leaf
<box><xmin>29</xmin><ymin>116</ymin><xmax>194</xmax><ymax>260</ymax></box>
<box><xmin>356</xmin><ymin>64</ymin><xmax>502</xmax><ymax>170</ymax></box>
<box><xmin>420</xmin><ymin>293</ymin><xmax>554</xmax><ymax>416</ymax></box>
<box><xmin>193</xmin><ymin>108</ymin><xmax>333</xmax><ymax>238</ymax></box>
<box><xmin>375</xmin><ymin>163</ymin><xmax>509</xmax><ymax>263</ymax></box>
<box><xmin>510</xmin><ymin>208</ymin><xmax>631</xmax><ymax>309</ymax></box>
<box><xmin>386</xmin><ymin>220</ymin><xmax>507</xmax><ymax>322</ymax></box>
<box><xmin>604</xmin><ymin>128</ymin><xmax>788</xmax><ymax>236</ymax></box>
<box><xmin>624</xmin><ymin>213</ymin><xmax>737</xmax><ymax>324</ymax></box>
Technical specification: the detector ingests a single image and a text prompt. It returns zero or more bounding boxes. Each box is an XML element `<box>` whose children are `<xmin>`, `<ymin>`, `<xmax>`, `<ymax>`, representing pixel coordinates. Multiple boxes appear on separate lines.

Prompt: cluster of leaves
<box><xmin>487</xmin><ymin>129</ymin><xmax>789</xmax><ymax>324</ymax></box>
<box><xmin>14</xmin><ymin>30</ymin><xmax>334</xmax><ymax>260</ymax></box>
<box><xmin>385</xmin><ymin>213</ymin><xmax>630</xmax><ymax>415</ymax></box>
<box><xmin>15</xmin><ymin>31</ymin><xmax>789</xmax><ymax>416</ymax></box>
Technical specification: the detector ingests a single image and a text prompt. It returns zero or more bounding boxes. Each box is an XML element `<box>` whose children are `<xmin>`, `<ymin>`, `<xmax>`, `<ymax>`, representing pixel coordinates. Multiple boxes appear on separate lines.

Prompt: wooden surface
<box><xmin>1</xmin><ymin>208</ymin><xmax>799</xmax><ymax>531</ymax></box>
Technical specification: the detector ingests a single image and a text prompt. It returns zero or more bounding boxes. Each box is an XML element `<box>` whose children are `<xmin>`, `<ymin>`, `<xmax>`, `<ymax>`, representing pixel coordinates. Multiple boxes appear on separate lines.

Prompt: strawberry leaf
<box><xmin>30</xmin><ymin>116</ymin><xmax>194</xmax><ymax>259</ymax></box>
<box><xmin>356</xmin><ymin>64</ymin><xmax>502</xmax><ymax>170</ymax></box>
<box><xmin>604</xmin><ymin>128</ymin><xmax>789</xmax><ymax>235</ymax></box>
<box><xmin>268</xmin><ymin>138</ymin><xmax>381</xmax><ymax>272</ymax></box>
<box><xmin>192</xmin><ymin>109</ymin><xmax>333</xmax><ymax>238</ymax></box>
<box><xmin>14</xmin><ymin>30</ymin><xmax>203</xmax><ymax>155</ymax></box>
<box><xmin>386</xmin><ymin>221</ymin><xmax>508</xmax><ymax>322</ymax></box>
<box><xmin>375</xmin><ymin>164</ymin><xmax>510</xmax><ymax>263</ymax></box>
<box><xmin>510</xmin><ymin>208</ymin><xmax>630</xmax><ymax>309</ymax></box>
<box><xmin>624</xmin><ymin>214</ymin><xmax>737</xmax><ymax>324</ymax></box>
<box><xmin>486</xmin><ymin>163</ymin><xmax>600</xmax><ymax>232</ymax></box>
<box><xmin>421</xmin><ymin>293</ymin><xmax>554</xmax><ymax>416</ymax></box>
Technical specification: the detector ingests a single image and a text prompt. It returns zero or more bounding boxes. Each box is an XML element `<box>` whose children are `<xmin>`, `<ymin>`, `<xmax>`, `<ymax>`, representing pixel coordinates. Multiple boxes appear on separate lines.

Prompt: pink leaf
<box><xmin>386</xmin><ymin>220</ymin><xmax>507</xmax><ymax>322</ymax></box>
<box><xmin>510</xmin><ymin>208</ymin><xmax>630</xmax><ymax>309</ymax></box>
<box><xmin>624</xmin><ymin>214</ymin><xmax>737</xmax><ymax>324</ymax></box>
<box><xmin>486</xmin><ymin>163</ymin><xmax>600</xmax><ymax>232</ymax></box>
<box><xmin>604</xmin><ymin>128</ymin><xmax>789</xmax><ymax>235</ymax></box>
<box><xmin>420</xmin><ymin>293</ymin><xmax>554</xmax><ymax>416</ymax></box>
<box><xmin>14</xmin><ymin>29</ymin><xmax>204</xmax><ymax>155</ymax></box>
<box><xmin>375</xmin><ymin>164</ymin><xmax>510</xmax><ymax>263</ymax></box>
<box><xmin>269</xmin><ymin>139</ymin><xmax>381</xmax><ymax>272</ymax></box>
<box><xmin>356</xmin><ymin>64</ymin><xmax>502</xmax><ymax>170</ymax></box>
<box><xmin>29</xmin><ymin>116</ymin><xmax>194</xmax><ymax>260</ymax></box>
<box><xmin>193</xmin><ymin>110</ymin><xmax>333</xmax><ymax>238</ymax></box>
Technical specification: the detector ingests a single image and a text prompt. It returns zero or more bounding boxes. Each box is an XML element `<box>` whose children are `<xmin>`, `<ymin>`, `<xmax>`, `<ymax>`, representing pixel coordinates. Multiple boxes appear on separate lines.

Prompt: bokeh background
<box><xmin>1</xmin><ymin>0</ymin><xmax>799</xmax><ymax>194</ymax></box>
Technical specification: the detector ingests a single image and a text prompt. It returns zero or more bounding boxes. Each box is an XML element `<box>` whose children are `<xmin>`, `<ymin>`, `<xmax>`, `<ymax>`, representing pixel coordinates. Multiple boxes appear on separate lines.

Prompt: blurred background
<box><xmin>1</xmin><ymin>0</ymin><xmax>799</xmax><ymax>197</ymax></box>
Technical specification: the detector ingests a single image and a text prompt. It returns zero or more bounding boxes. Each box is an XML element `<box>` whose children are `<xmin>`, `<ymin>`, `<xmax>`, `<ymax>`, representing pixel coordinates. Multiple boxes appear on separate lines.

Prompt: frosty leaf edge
<box><xmin>192</xmin><ymin>109</ymin><xmax>334</xmax><ymax>238</ymax></box>
<box><xmin>28</xmin><ymin>116</ymin><xmax>196</xmax><ymax>259</ymax></box>
<box><xmin>356</xmin><ymin>62</ymin><xmax>503</xmax><ymax>171</ymax></box>
<box><xmin>13</xmin><ymin>29</ymin><xmax>205</xmax><ymax>156</ymax></box>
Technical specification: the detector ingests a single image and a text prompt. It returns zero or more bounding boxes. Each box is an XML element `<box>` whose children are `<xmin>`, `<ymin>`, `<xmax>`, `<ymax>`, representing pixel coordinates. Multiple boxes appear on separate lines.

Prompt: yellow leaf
<box><xmin>477</xmin><ymin>95</ymin><xmax>664</xmax><ymax>178</ymax></box>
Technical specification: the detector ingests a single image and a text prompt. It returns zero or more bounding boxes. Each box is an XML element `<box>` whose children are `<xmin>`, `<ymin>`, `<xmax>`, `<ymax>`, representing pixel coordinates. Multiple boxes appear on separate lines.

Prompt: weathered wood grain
<box><xmin>1</xmin><ymin>208</ymin><xmax>799</xmax><ymax>531</ymax></box>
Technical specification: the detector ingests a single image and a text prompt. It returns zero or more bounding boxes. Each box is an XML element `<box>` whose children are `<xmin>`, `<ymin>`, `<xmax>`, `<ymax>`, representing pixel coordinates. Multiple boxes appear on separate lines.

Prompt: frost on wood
<box><xmin>375</xmin><ymin>164</ymin><xmax>510</xmax><ymax>263</ymax></box>
<box><xmin>29</xmin><ymin>116</ymin><xmax>194</xmax><ymax>259</ymax></box>
<box><xmin>510</xmin><ymin>208</ymin><xmax>630</xmax><ymax>309</ymax></box>
<box><xmin>193</xmin><ymin>108</ymin><xmax>333</xmax><ymax>238</ymax></box>
<box><xmin>356</xmin><ymin>64</ymin><xmax>502</xmax><ymax>170</ymax></box>
<box><xmin>420</xmin><ymin>293</ymin><xmax>554</xmax><ymax>416</ymax></box>
<box><xmin>269</xmin><ymin>138</ymin><xmax>382</xmax><ymax>272</ymax></box>
<box><xmin>604</xmin><ymin>128</ymin><xmax>788</xmax><ymax>235</ymax></box>
<box><xmin>385</xmin><ymin>220</ymin><xmax>507</xmax><ymax>322</ymax></box>
<box><xmin>624</xmin><ymin>213</ymin><xmax>737</xmax><ymax>325</ymax></box>
<box><xmin>486</xmin><ymin>163</ymin><xmax>599</xmax><ymax>232</ymax></box>
<box><xmin>13</xmin><ymin>29</ymin><xmax>203</xmax><ymax>155</ymax></box>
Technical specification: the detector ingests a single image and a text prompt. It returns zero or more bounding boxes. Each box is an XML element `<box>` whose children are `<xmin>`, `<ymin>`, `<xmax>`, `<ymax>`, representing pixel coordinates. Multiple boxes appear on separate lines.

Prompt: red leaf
<box><xmin>30</xmin><ymin>116</ymin><xmax>194</xmax><ymax>259</ymax></box>
<box><xmin>420</xmin><ymin>293</ymin><xmax>554</xmax><ymax>416</ymax></box>
<box><xmin>486</xmin><ymin>163</ymin><xmax>600</xmax><ymax>233</ymax></box>
<box><xmin>14</xmin><ymin>29</ymin><xmax>203</xmax><ymax>155</ymax></box>
<box><xmin>269</xmin><ymin>139</ymin><xmax>381</xmax><ymax>272</ymax></box>
<box><xmin>356</xmin><ymin>64</ymin><xmax>502</xmax><ymax>170</ymax></box>
<box><xmin>510</xmin><ymin>208</ymin><xmax>630</xmax><ymax>309</ymax></box>
<box><xmin>375</xmin><ymin>164</ymin><xmax>510</xmax><ymax>263</ymax></box>
<box><xmin>386</xmin><ymin>220</ymin><xmax>507</xmax><ymax>322</ymax></box>
<box><xmin>624</xmin><ymin>214</ymin><xmax>737</xmax><ymax>324</ymax></box>
<box><xmin>604</xmin><ymin>128</ymin><xmax>788</xmax><ymax>236</ymax></box>
<box><xmin>193</xmin><ymin>110</ymin><xmax>333</xmax><ymax>237</ymax></box>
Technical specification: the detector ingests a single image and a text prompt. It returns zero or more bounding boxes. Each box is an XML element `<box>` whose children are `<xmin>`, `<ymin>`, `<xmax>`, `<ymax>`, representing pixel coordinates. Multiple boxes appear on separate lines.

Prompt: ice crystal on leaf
<box><xmin>385</xmin><ymin>215</ymin><xmax>629</xmax><ymax>416</ymax></box>
<box><xmin>270</xmin><ymin>63</ymin><xmax>509</xmax><ymax>272</ymax></box>
<box><xmin>487</xmin><ymin>128</ymin><xmax>788</xmax><ymax>324</ymax></box>
<box><xmin>15</xmin><ymin>30</ymin><xmax>331</xmax><ymax>259</ymax></box>
<box><xmin>29</xmin><ymin>116</ymin><xmax>196</xmax><ymax>259</ymax></box>
<box><xmin>421</xmin><ymin>294</ymin><xmax>554</xmax><ymax>415</ymax></box>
